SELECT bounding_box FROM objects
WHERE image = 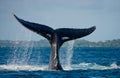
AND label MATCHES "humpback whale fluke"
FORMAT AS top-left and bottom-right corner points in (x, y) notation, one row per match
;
(14, 14), (96, 70)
